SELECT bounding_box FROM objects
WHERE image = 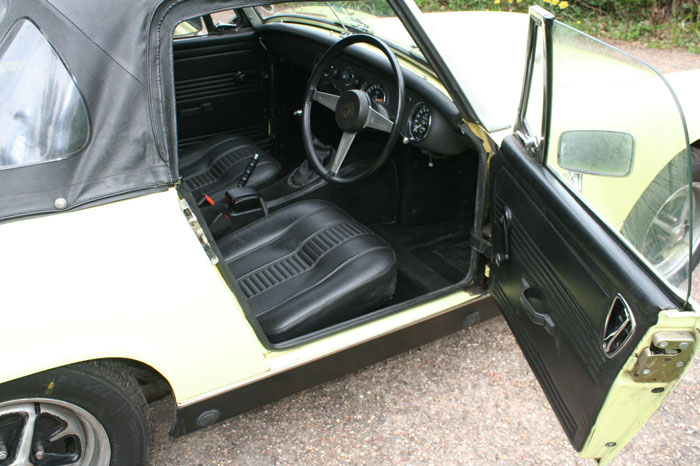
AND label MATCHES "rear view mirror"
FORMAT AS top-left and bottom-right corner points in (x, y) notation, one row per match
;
(558, 130), (635, 177)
